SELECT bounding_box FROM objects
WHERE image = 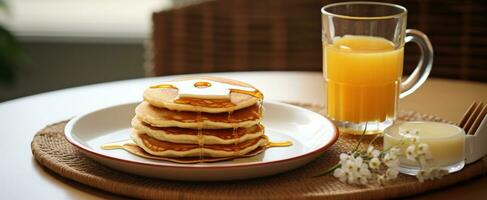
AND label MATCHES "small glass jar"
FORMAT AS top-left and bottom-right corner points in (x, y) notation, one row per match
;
(383, 121), (465, 175)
